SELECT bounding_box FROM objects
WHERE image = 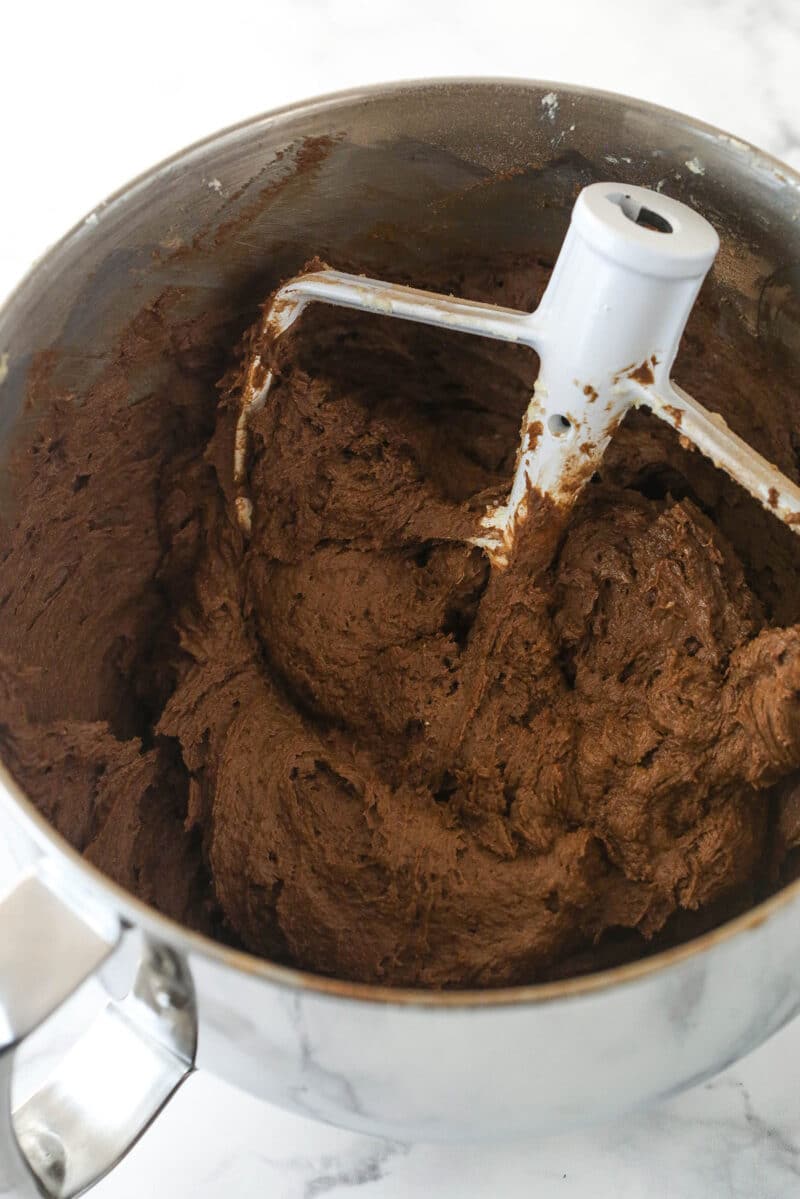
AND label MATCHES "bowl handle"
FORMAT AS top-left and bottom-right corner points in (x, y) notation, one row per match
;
(0, 868), (195, 1197)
